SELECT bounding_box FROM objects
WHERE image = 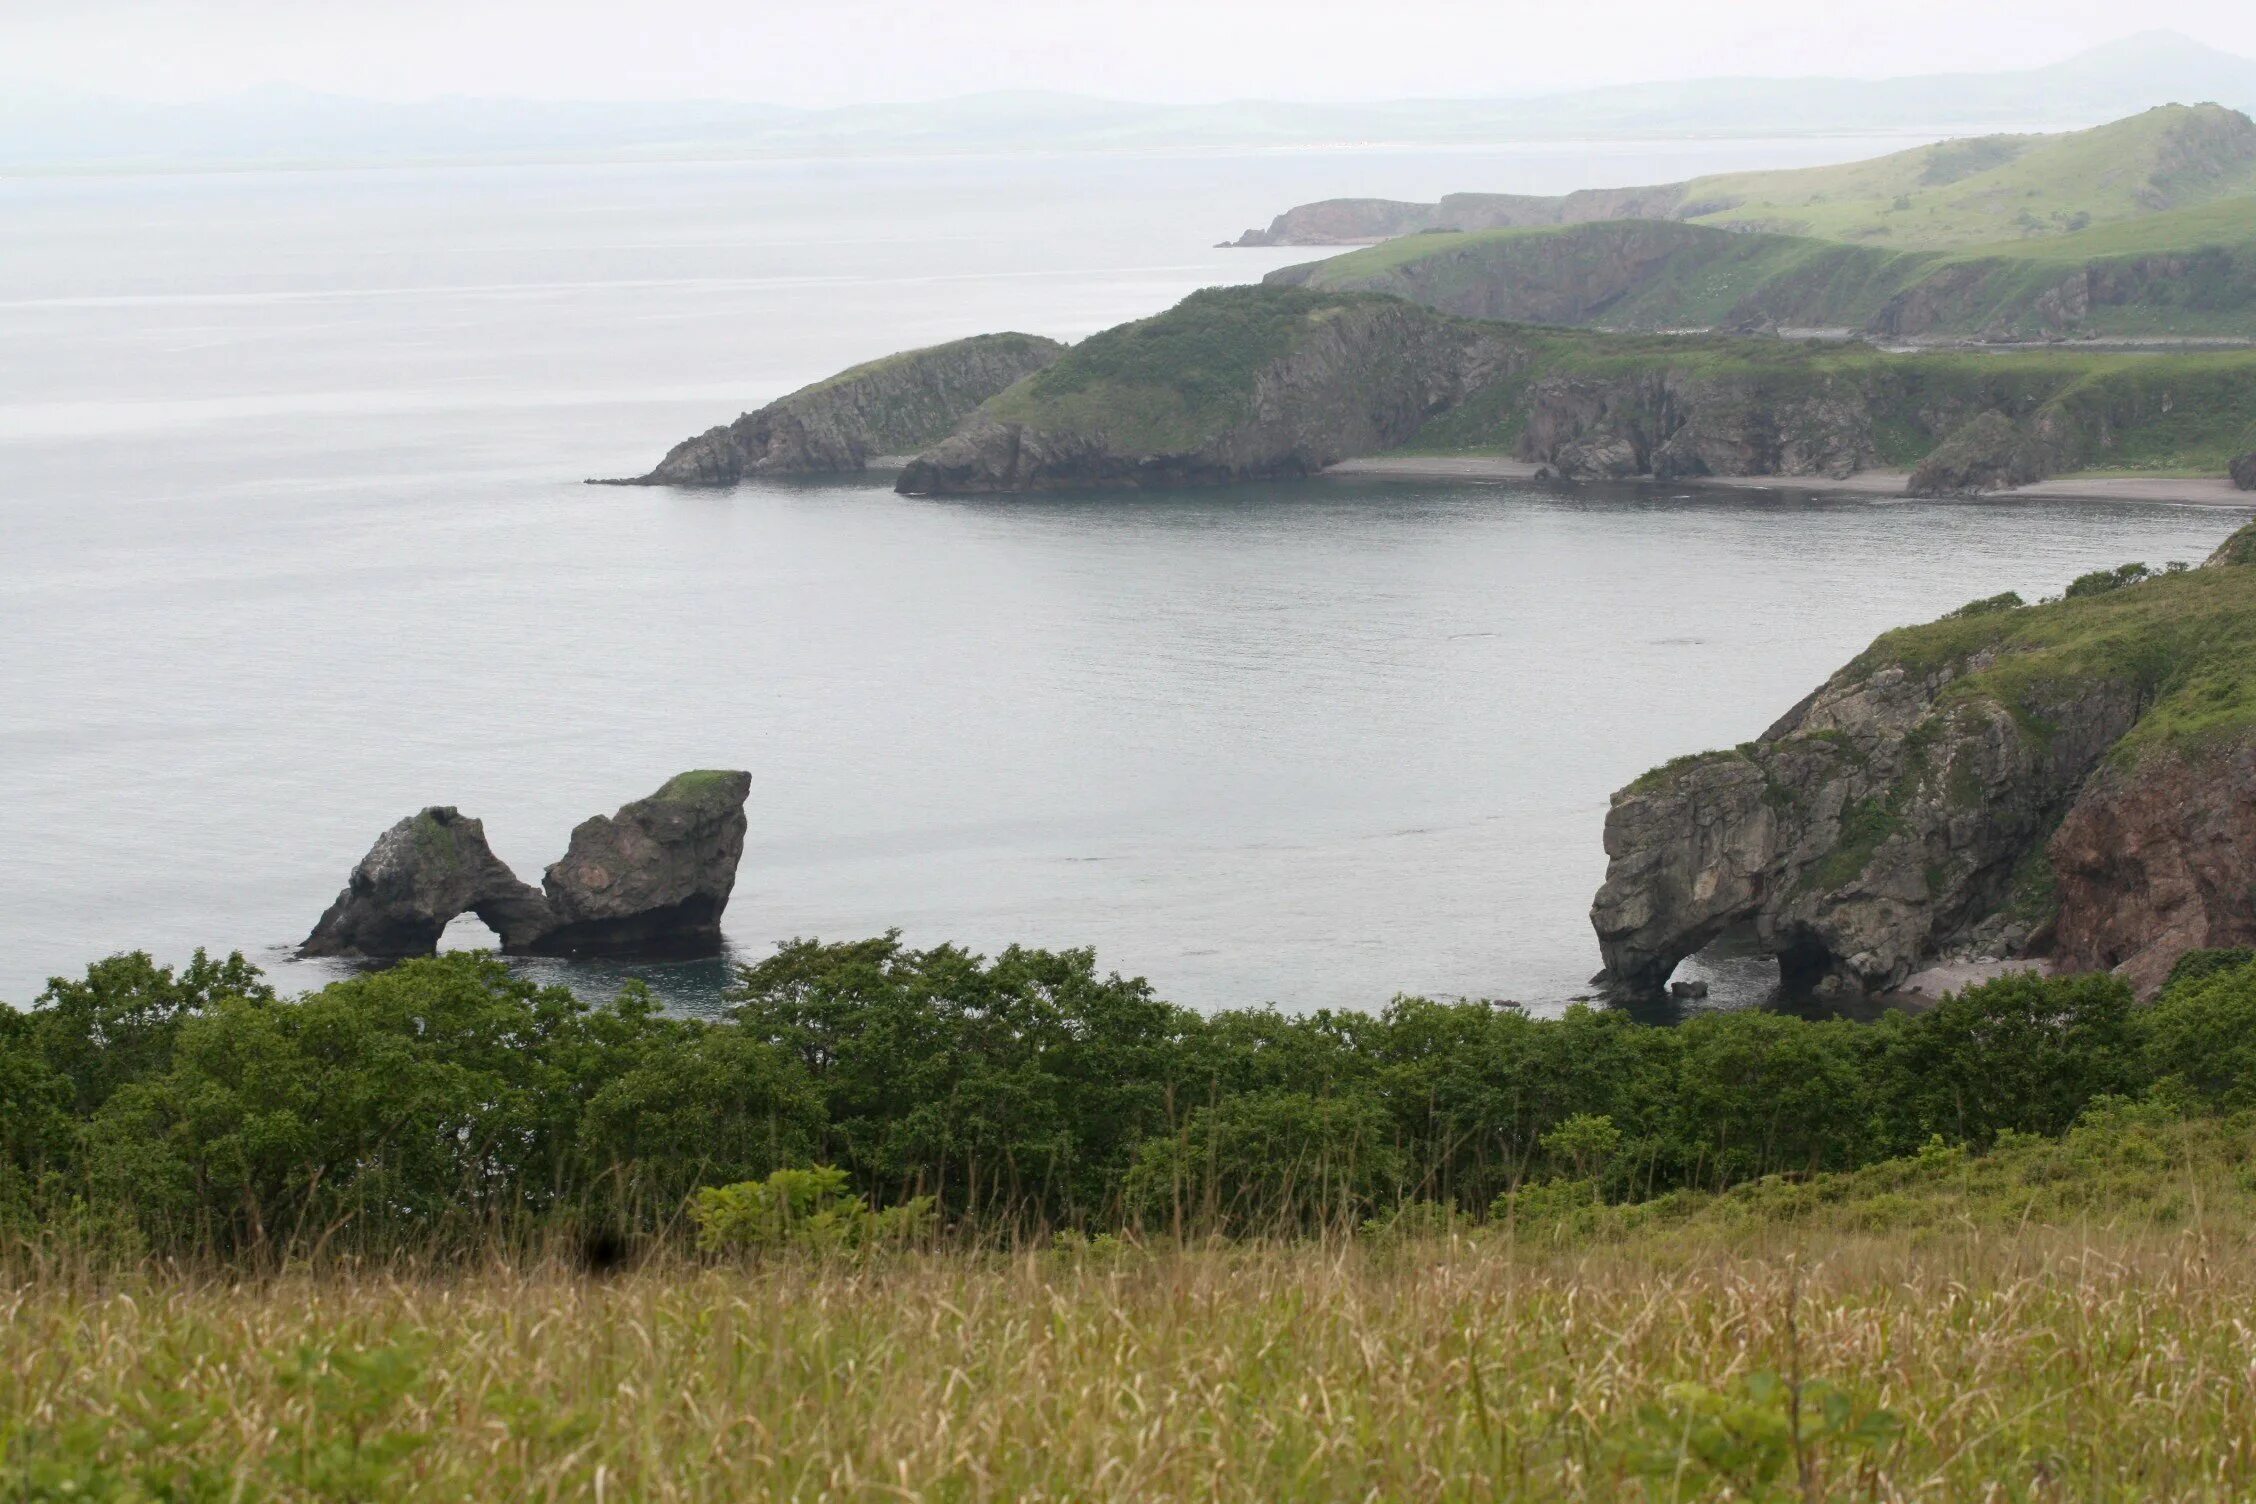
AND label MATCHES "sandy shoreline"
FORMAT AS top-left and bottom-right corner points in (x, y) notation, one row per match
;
(1325, 454), (2255, 508)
